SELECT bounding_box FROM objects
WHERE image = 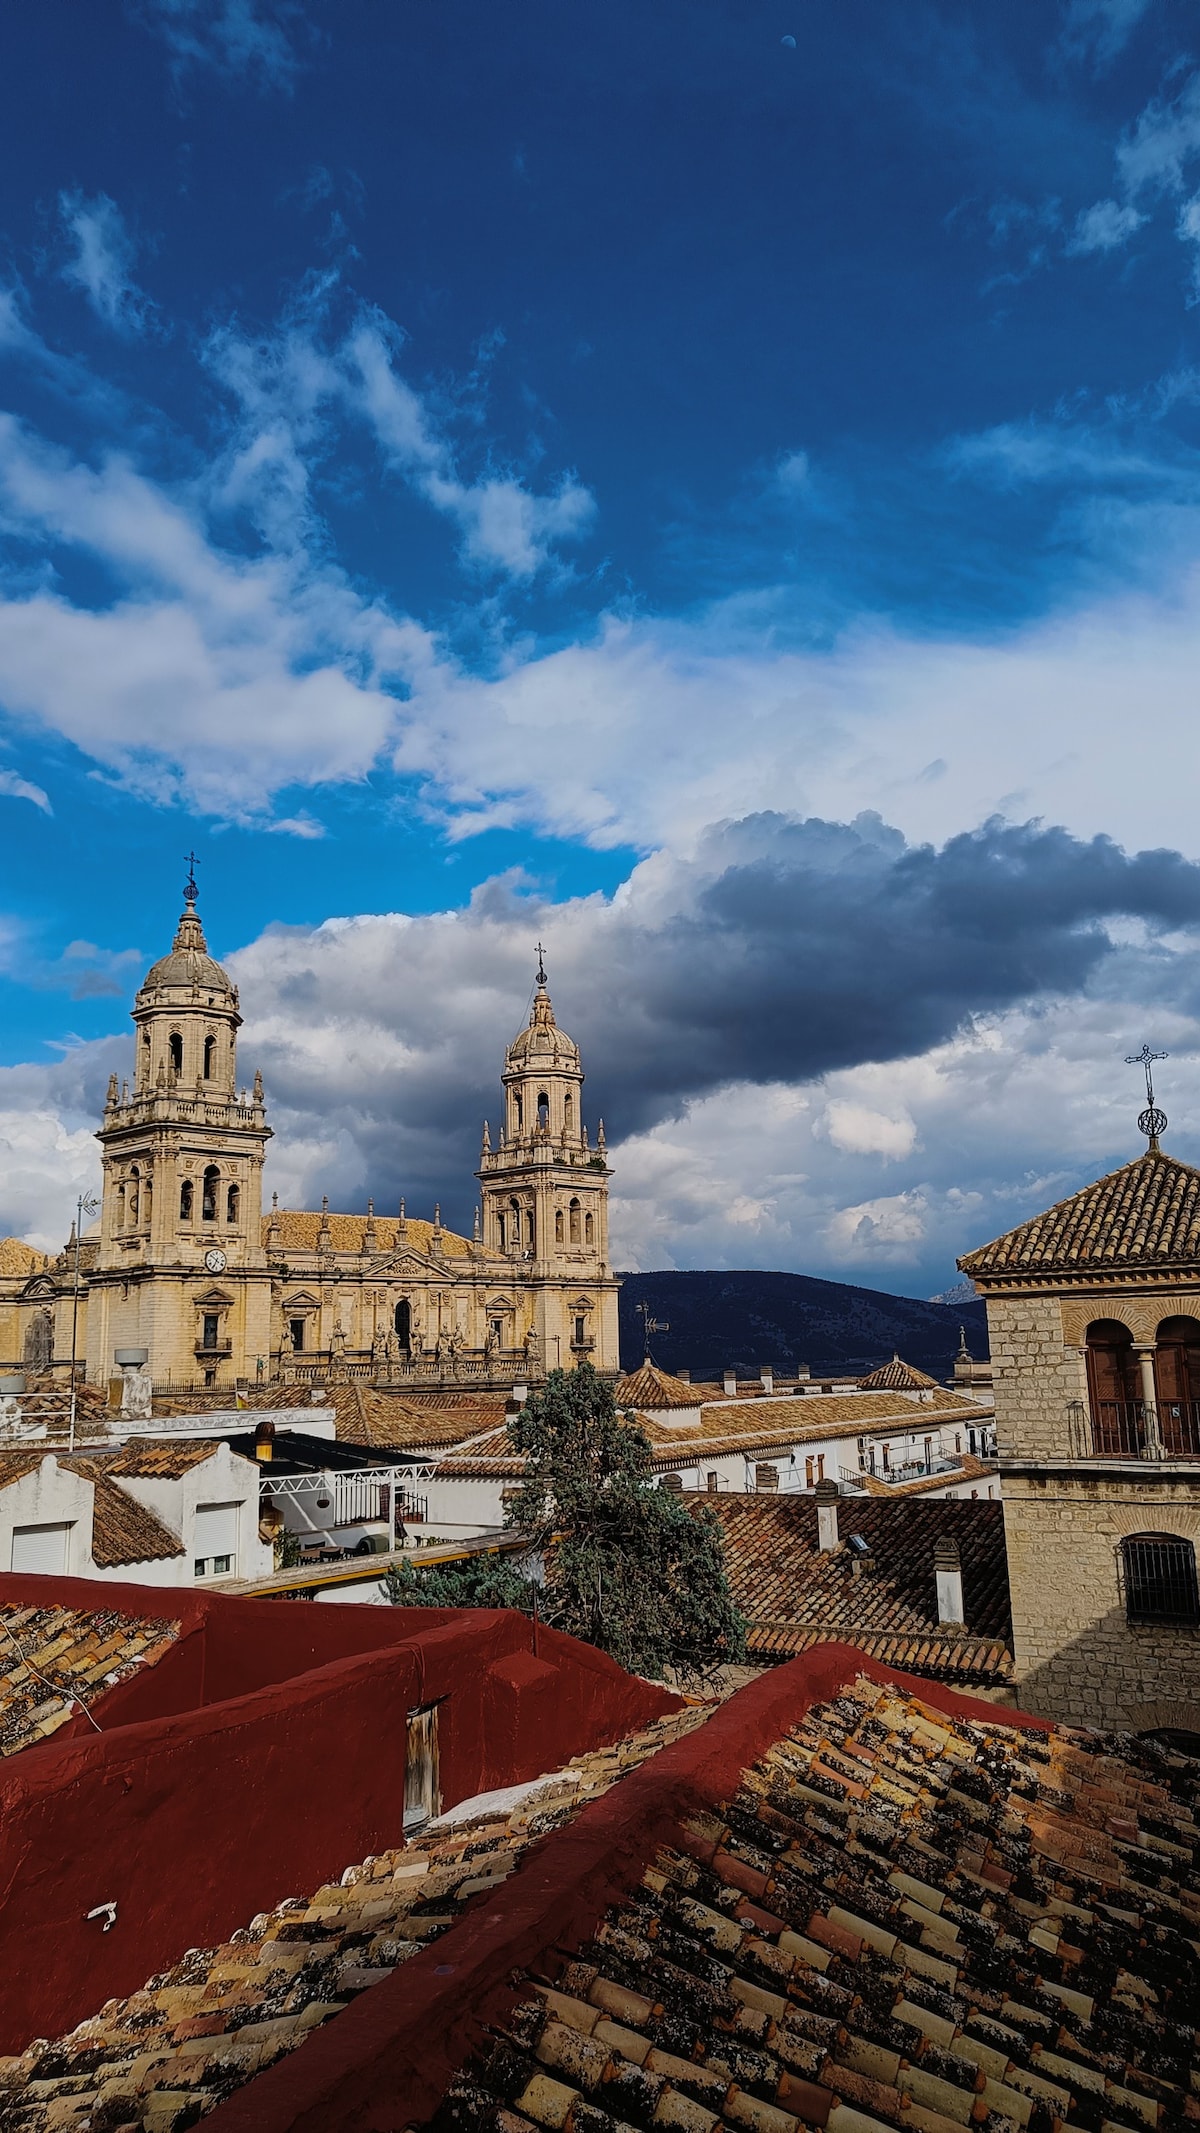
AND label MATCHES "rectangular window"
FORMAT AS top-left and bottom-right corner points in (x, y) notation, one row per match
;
(574, 1316), (586, 1344)
(11, 1522), (72, 1575)
(202, 1313), (220, 1348)
(405, 1702), (442, 1832)
(194, 1501), (238, 1579)
(706, 1471), (718, 1492)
